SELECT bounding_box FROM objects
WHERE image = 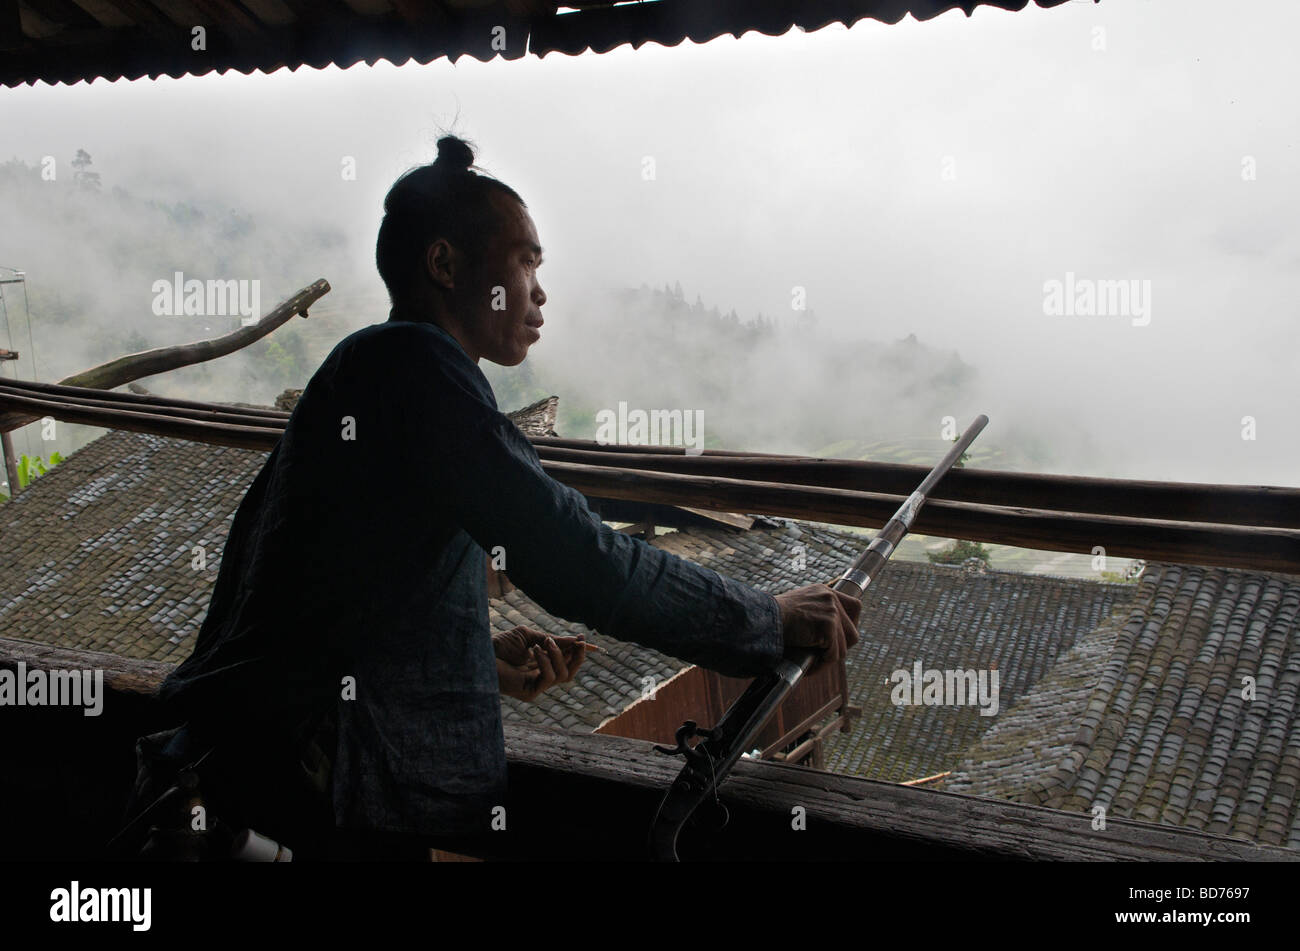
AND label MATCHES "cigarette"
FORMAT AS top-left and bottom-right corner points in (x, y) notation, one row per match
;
(525, 640), (603, 662)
